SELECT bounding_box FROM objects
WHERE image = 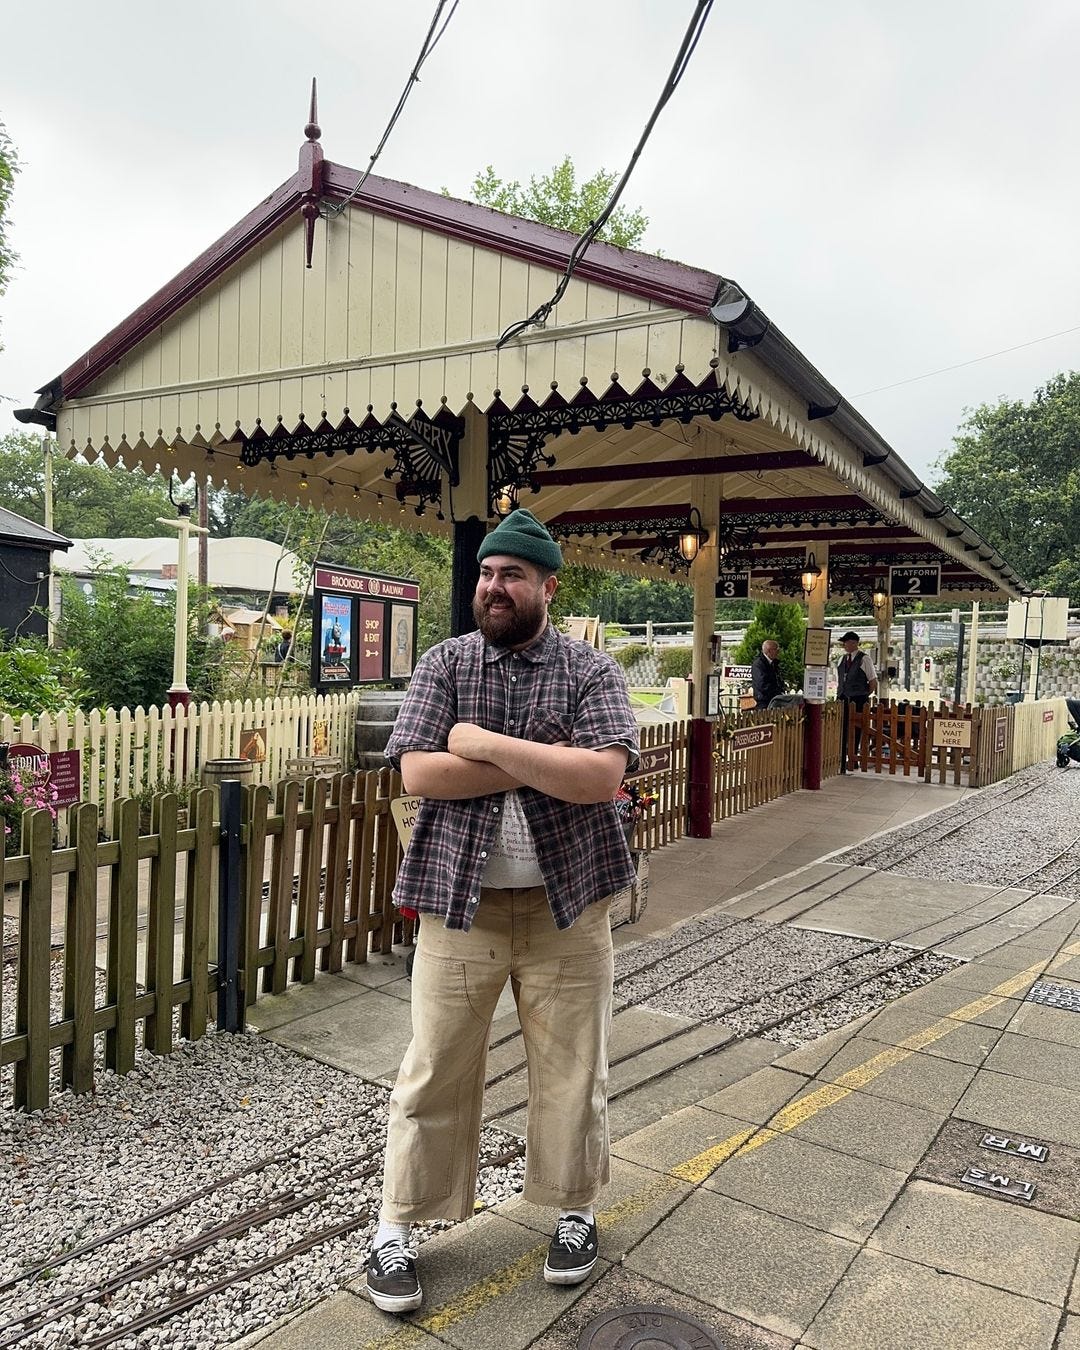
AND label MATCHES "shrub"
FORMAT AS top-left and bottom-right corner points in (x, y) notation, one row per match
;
(612, 643), (650, 671)
(658, 646), (693, 681)
(0, 638), (86, 718)
(731, 602), (807, 688)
